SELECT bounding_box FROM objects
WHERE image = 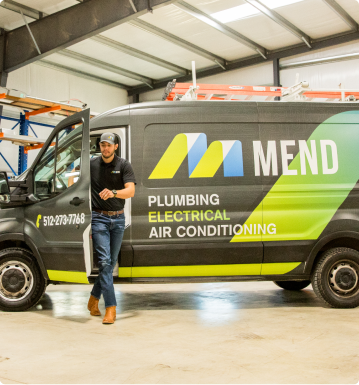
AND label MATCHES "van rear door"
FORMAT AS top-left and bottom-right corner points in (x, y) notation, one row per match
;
(24, 109), (92, 283)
